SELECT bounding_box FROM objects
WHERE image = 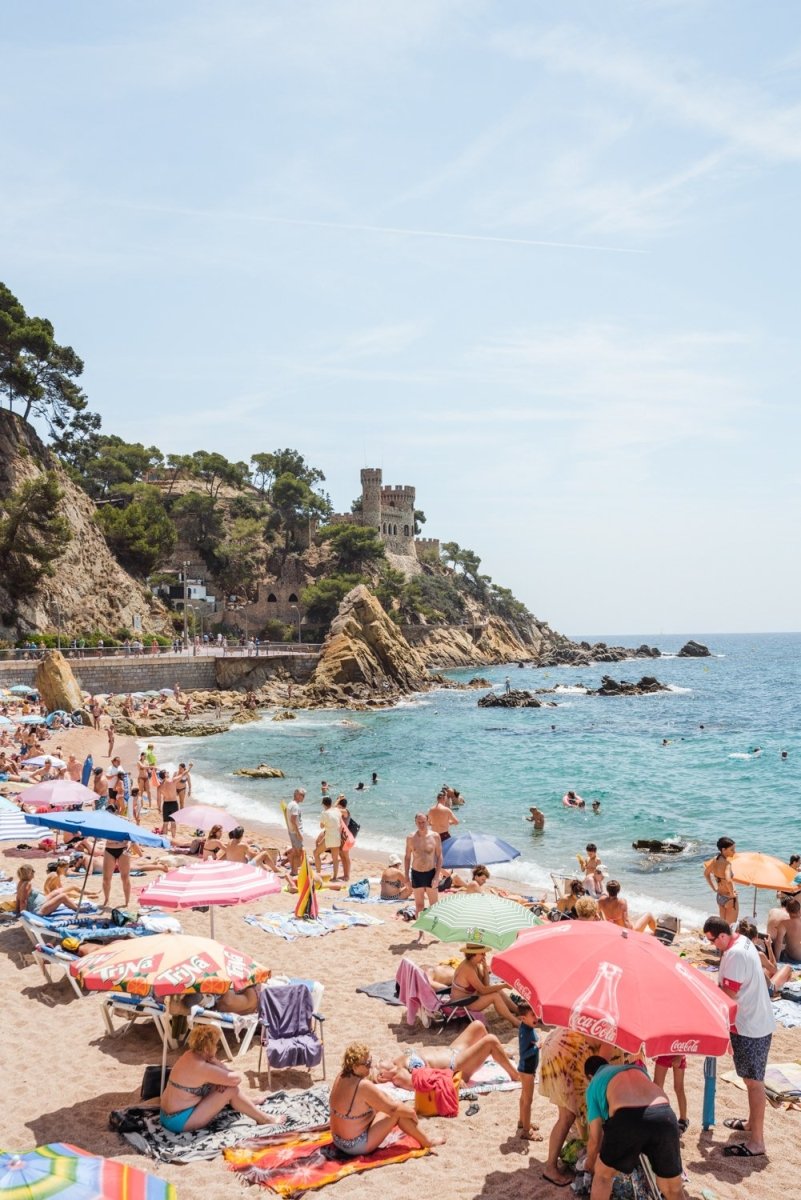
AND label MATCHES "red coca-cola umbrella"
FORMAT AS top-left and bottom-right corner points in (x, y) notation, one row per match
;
(493, 921), (734, 1057)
